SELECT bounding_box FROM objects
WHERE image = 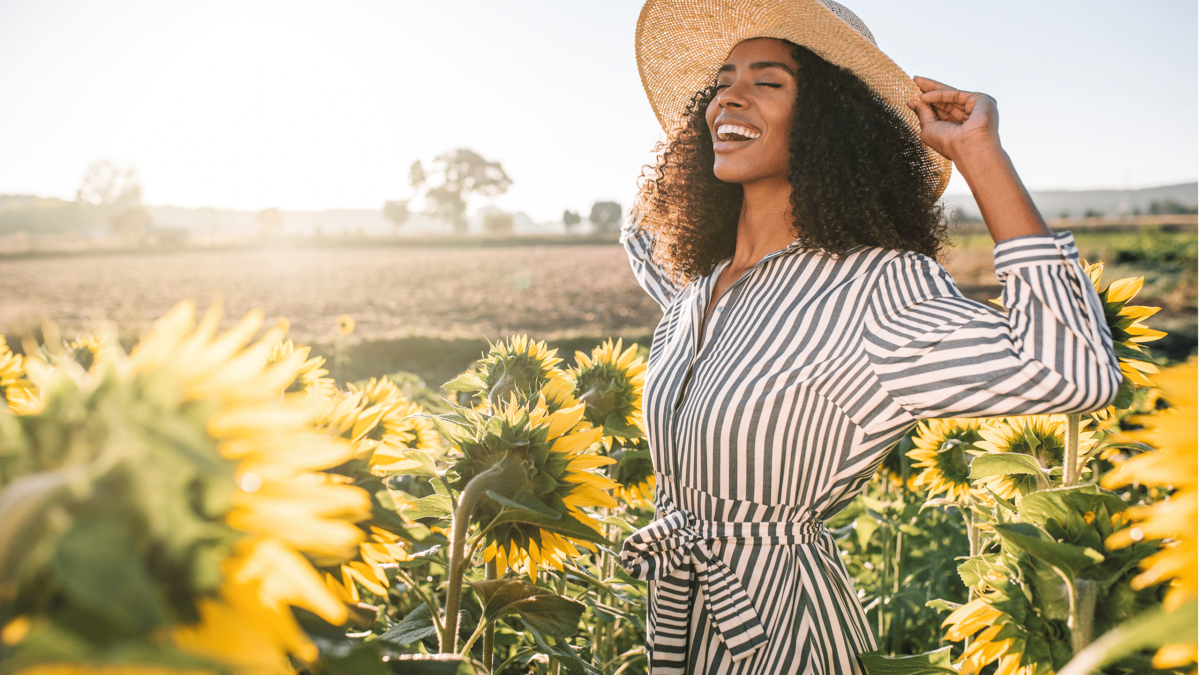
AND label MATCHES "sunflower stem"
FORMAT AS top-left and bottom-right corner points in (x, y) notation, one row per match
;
(442, 463), (505, 653)
(482, 559), (497, 672)
(1064, 413), (1082, 486)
